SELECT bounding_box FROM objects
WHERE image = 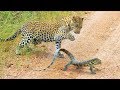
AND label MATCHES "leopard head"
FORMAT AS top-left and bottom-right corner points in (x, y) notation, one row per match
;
(71, 16), (84, 34)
